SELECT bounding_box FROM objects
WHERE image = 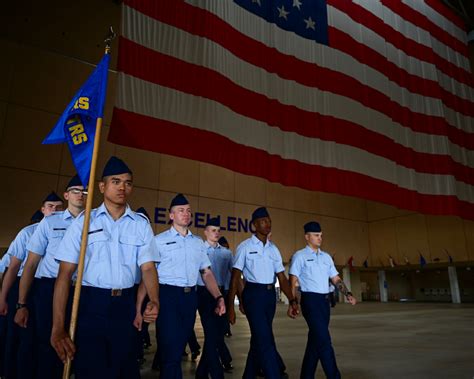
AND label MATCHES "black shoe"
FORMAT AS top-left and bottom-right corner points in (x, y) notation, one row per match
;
(281, 371), (289, 379)
(222, 362), (233, 372)
(224, 332), (232, 337)
(191, 350), (200, 361)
